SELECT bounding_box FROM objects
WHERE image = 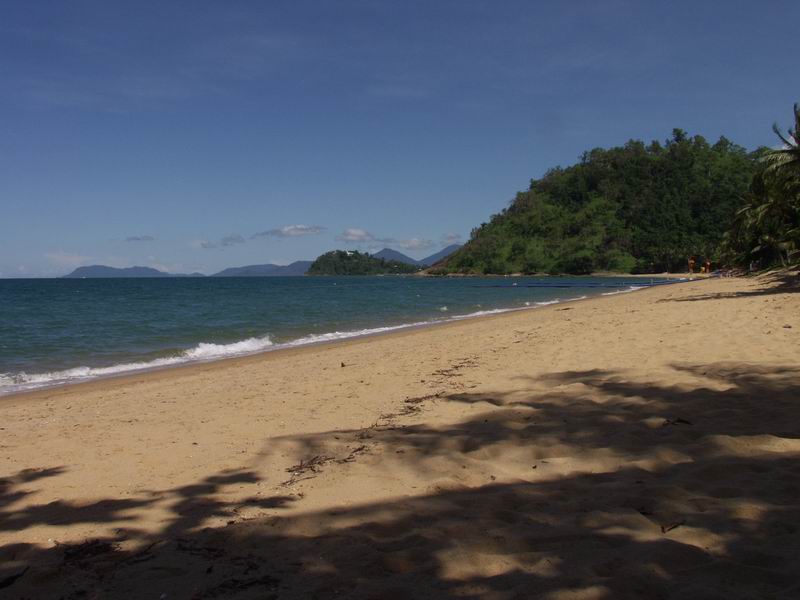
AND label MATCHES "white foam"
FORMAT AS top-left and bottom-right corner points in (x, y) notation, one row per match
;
(0, 286), (651, 396)
(184, 336), (273, 359)
(601, 285), (645, 296)
(451, 308), (516, 320)
(0, 336), (273, 395)
(279, 322), (432, 347)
